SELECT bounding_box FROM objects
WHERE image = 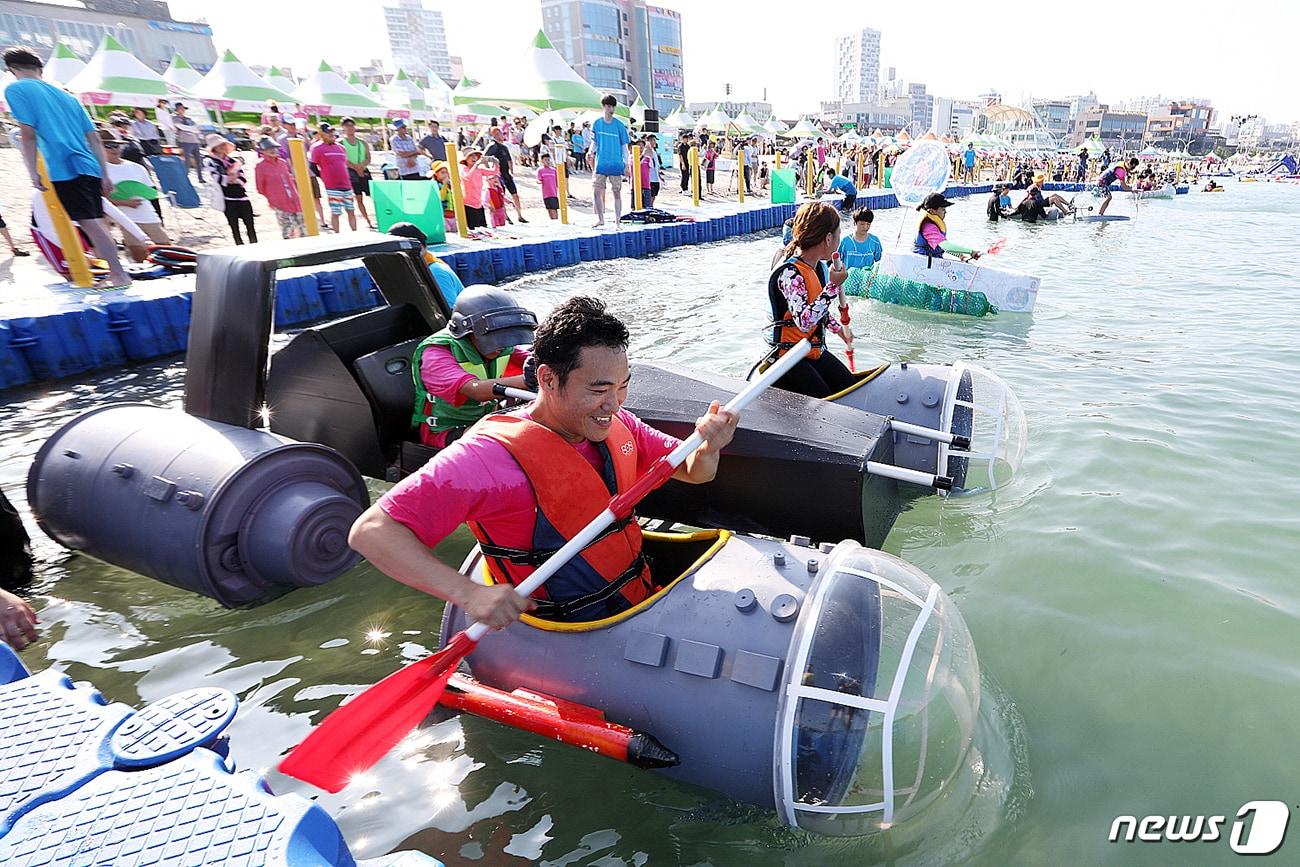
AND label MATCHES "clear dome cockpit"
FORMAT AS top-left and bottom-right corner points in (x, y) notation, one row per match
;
(774, 545), (981, 837)
(938, 363), (1027, 495)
